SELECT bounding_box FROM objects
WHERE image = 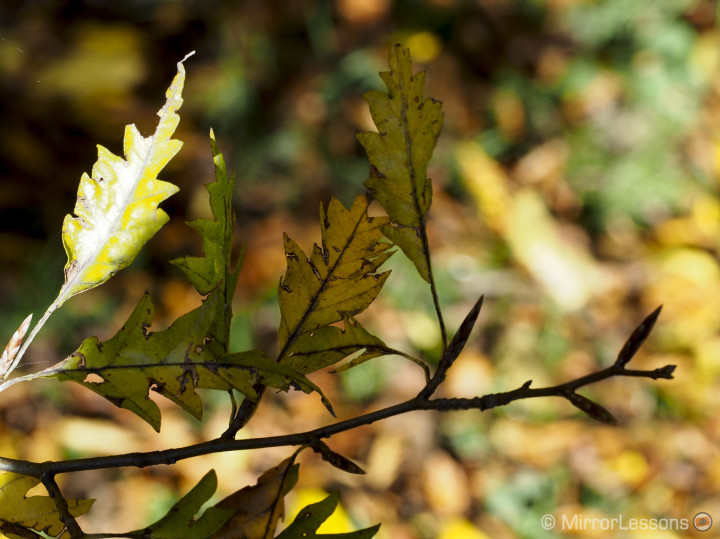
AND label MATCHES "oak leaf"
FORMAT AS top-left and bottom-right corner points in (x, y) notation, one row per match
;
(275, 495), (379, 539)
(59, 53), (190, 306)
(0, 472), (93, 539)
(42, 290), (331, 431)
(357, 45), (443, 283)
(211, 454), (300, 539)
(130, 470), (232, 539)
(1, 53), (193, 382)
(278, 195), (392, 372)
